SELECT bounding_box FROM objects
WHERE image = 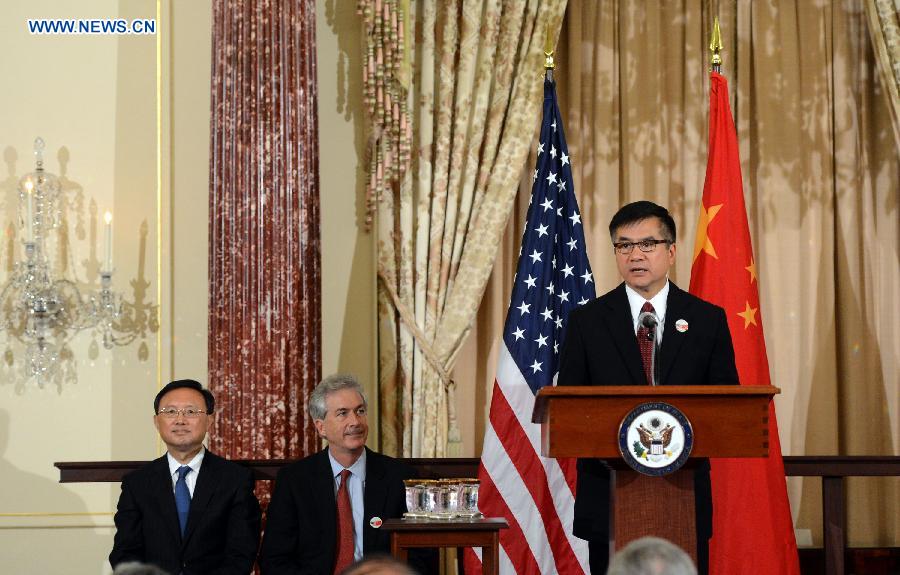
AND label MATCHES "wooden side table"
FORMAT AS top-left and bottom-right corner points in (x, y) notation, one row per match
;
(381, 517), (509, 575)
